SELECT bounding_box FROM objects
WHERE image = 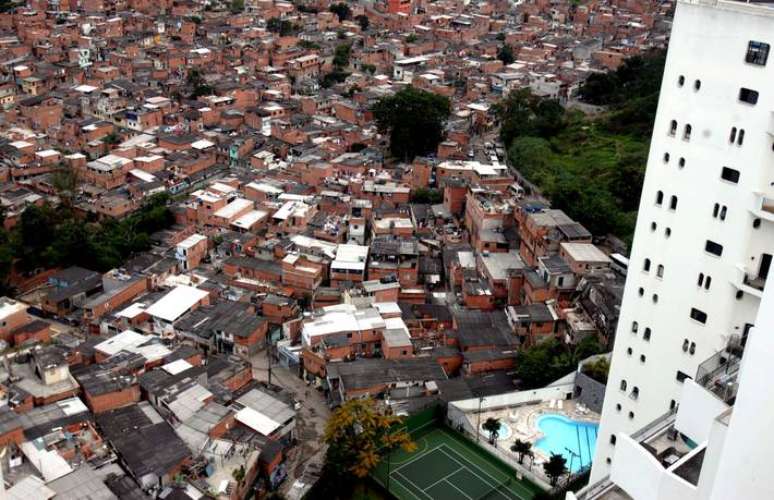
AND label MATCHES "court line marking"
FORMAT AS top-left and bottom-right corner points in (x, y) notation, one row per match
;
(390, 435), (429, 465)
(437, 445), (525, 500)
(422, 467), (464, 493)
(394, 470), (432, 500)
(393, 443), (446, 474)
(442, 437), (538, 499)
(443, 478), (474, 500)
